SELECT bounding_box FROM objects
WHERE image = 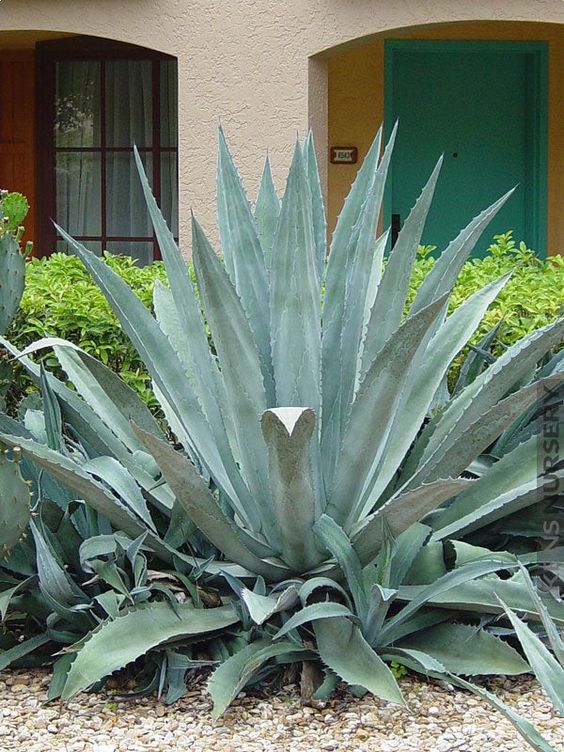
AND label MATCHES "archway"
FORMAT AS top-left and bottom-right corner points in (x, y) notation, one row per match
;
(324, 21), (564, 256)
